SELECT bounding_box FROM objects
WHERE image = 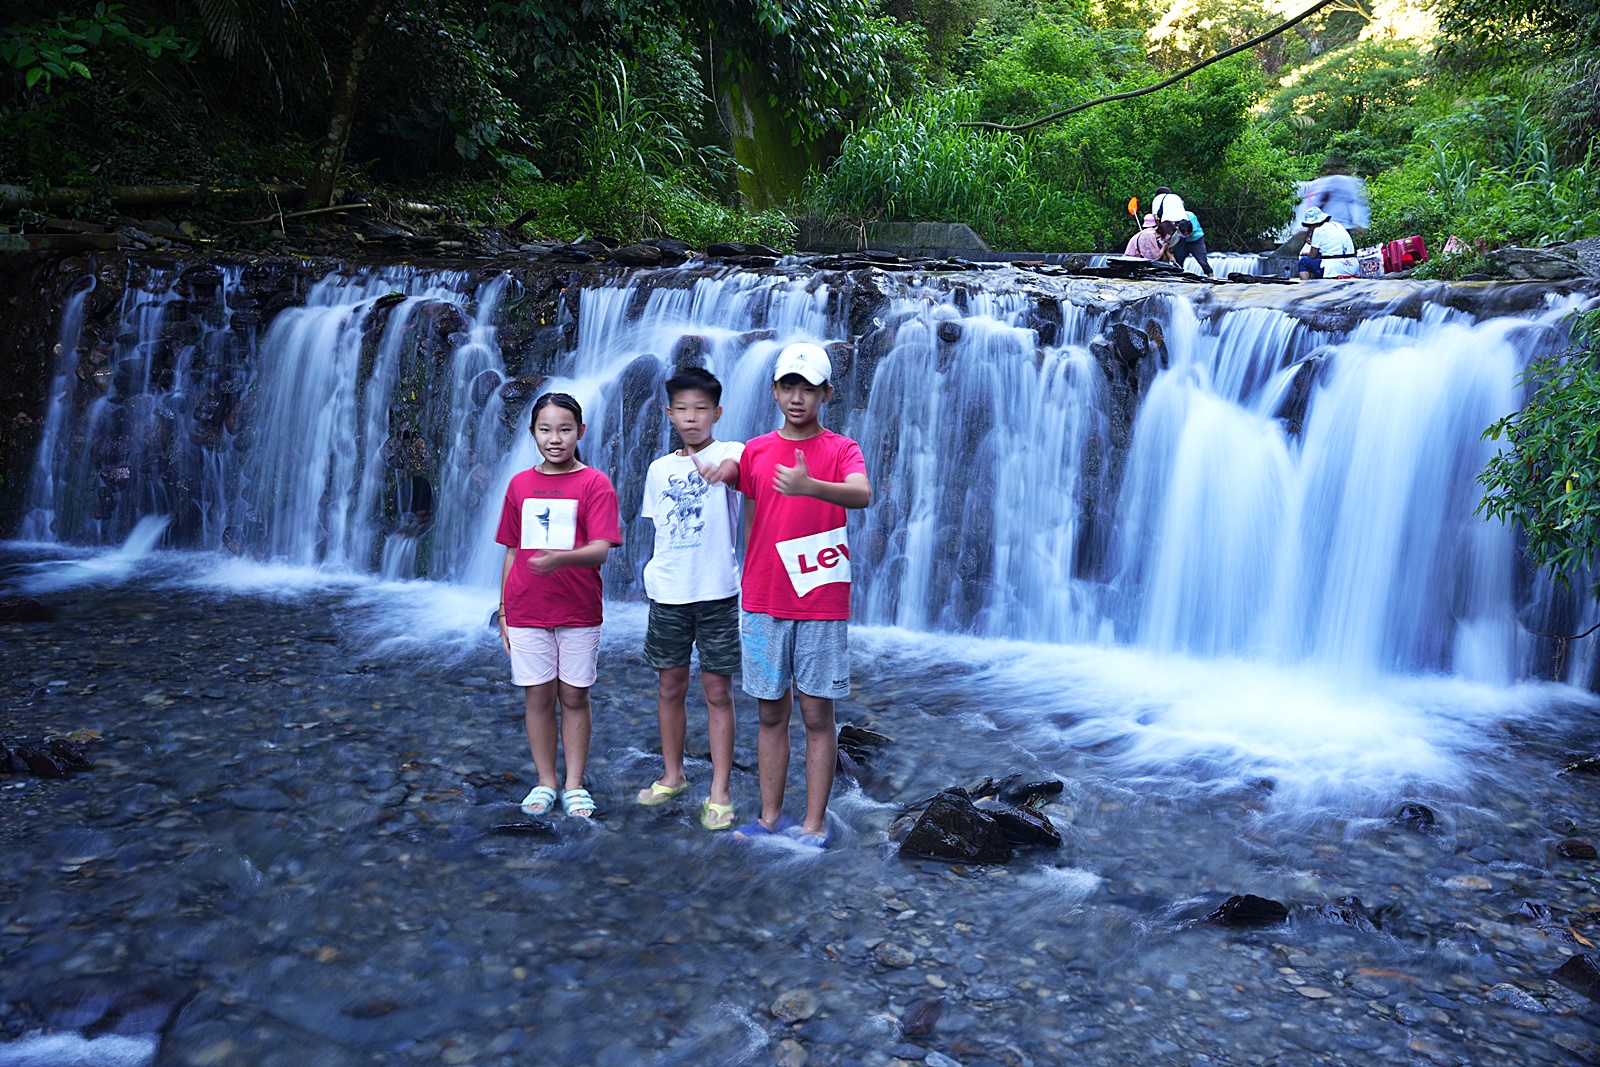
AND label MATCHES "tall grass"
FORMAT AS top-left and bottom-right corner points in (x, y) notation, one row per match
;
(803, 90), (1068, 246)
